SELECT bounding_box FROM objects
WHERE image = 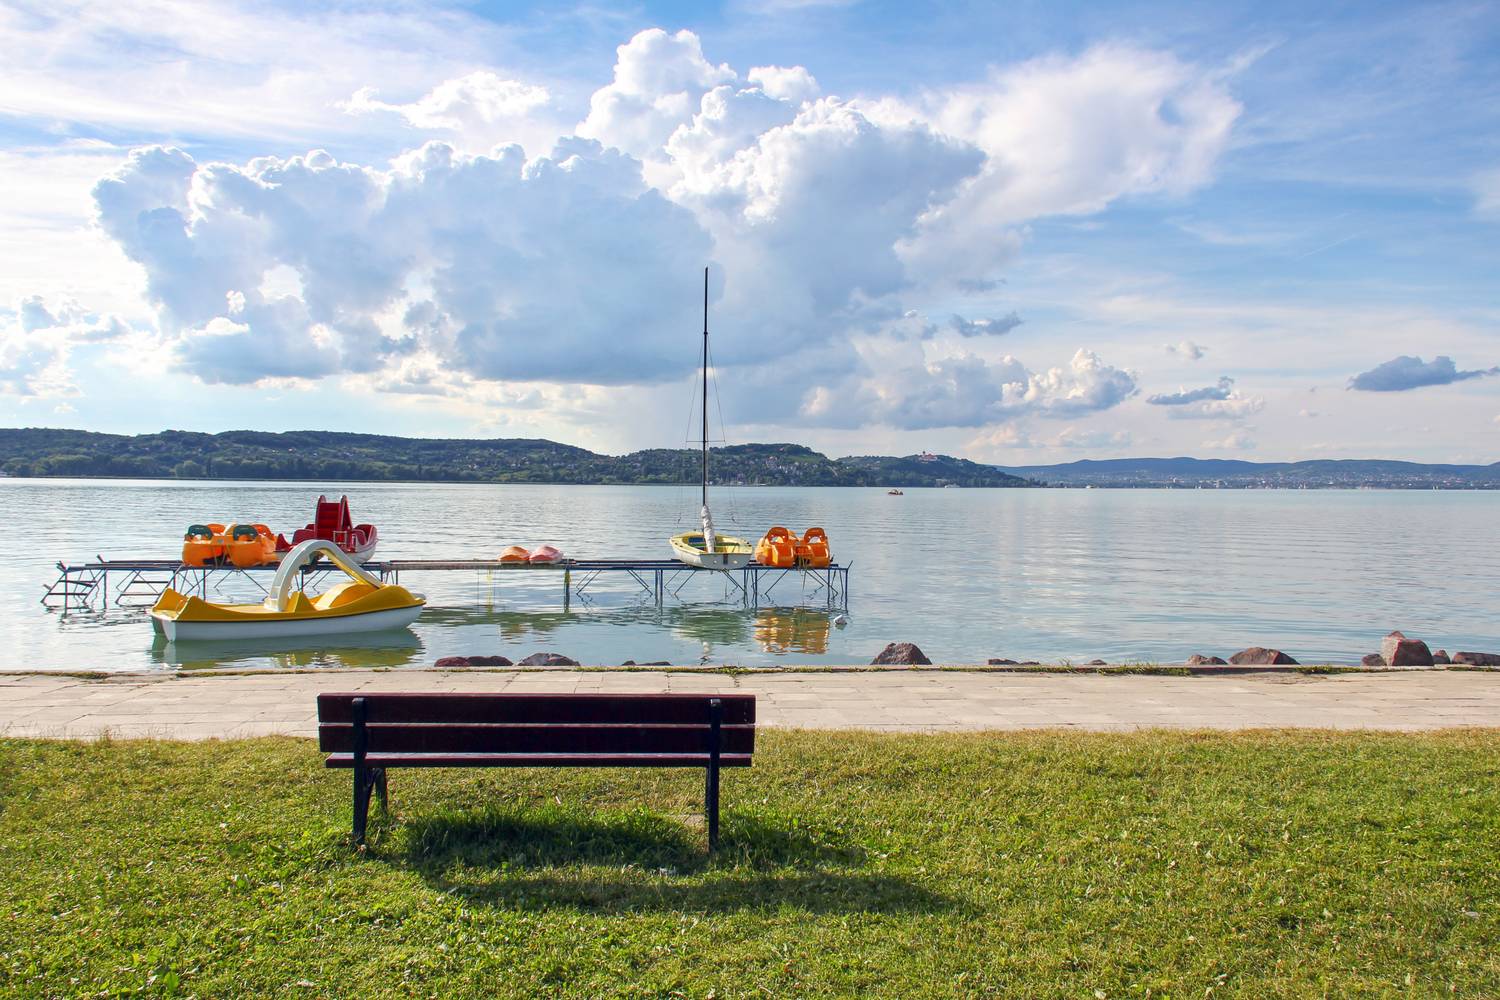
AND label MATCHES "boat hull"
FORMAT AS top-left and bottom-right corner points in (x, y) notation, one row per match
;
(152, 604), (423, 642)
(670, 533), (752, 570)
